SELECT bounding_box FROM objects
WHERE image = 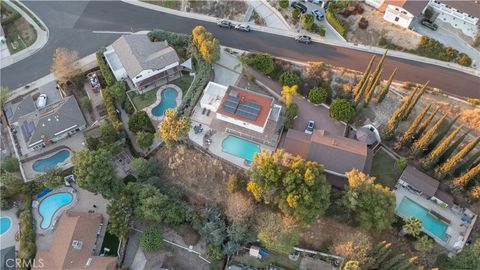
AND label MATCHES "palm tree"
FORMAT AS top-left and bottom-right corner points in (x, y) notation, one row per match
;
(402, 217), (422, 238)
